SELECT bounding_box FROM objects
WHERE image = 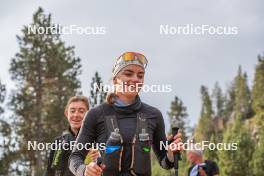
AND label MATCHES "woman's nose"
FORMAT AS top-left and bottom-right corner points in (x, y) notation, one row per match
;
(131, 74), (140, 82)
